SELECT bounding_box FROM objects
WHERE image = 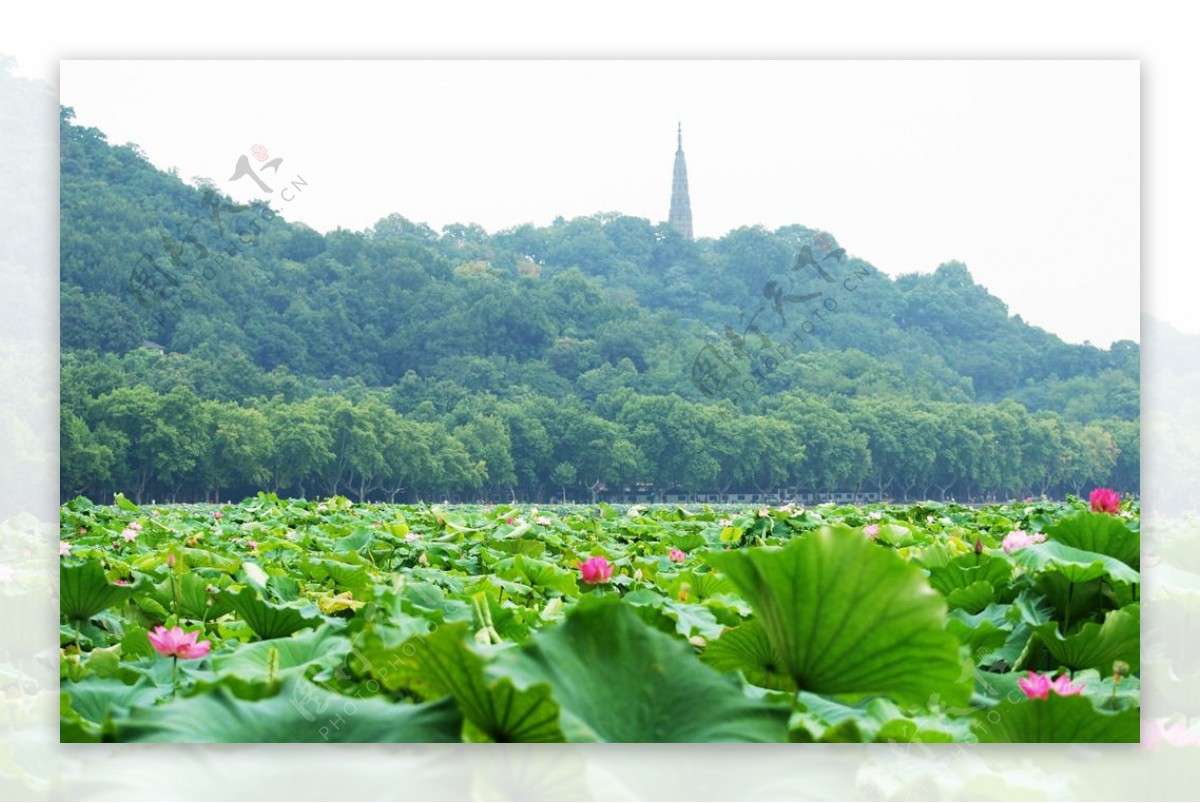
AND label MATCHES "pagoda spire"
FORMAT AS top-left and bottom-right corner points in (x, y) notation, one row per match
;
(668, 122), (693, 240)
